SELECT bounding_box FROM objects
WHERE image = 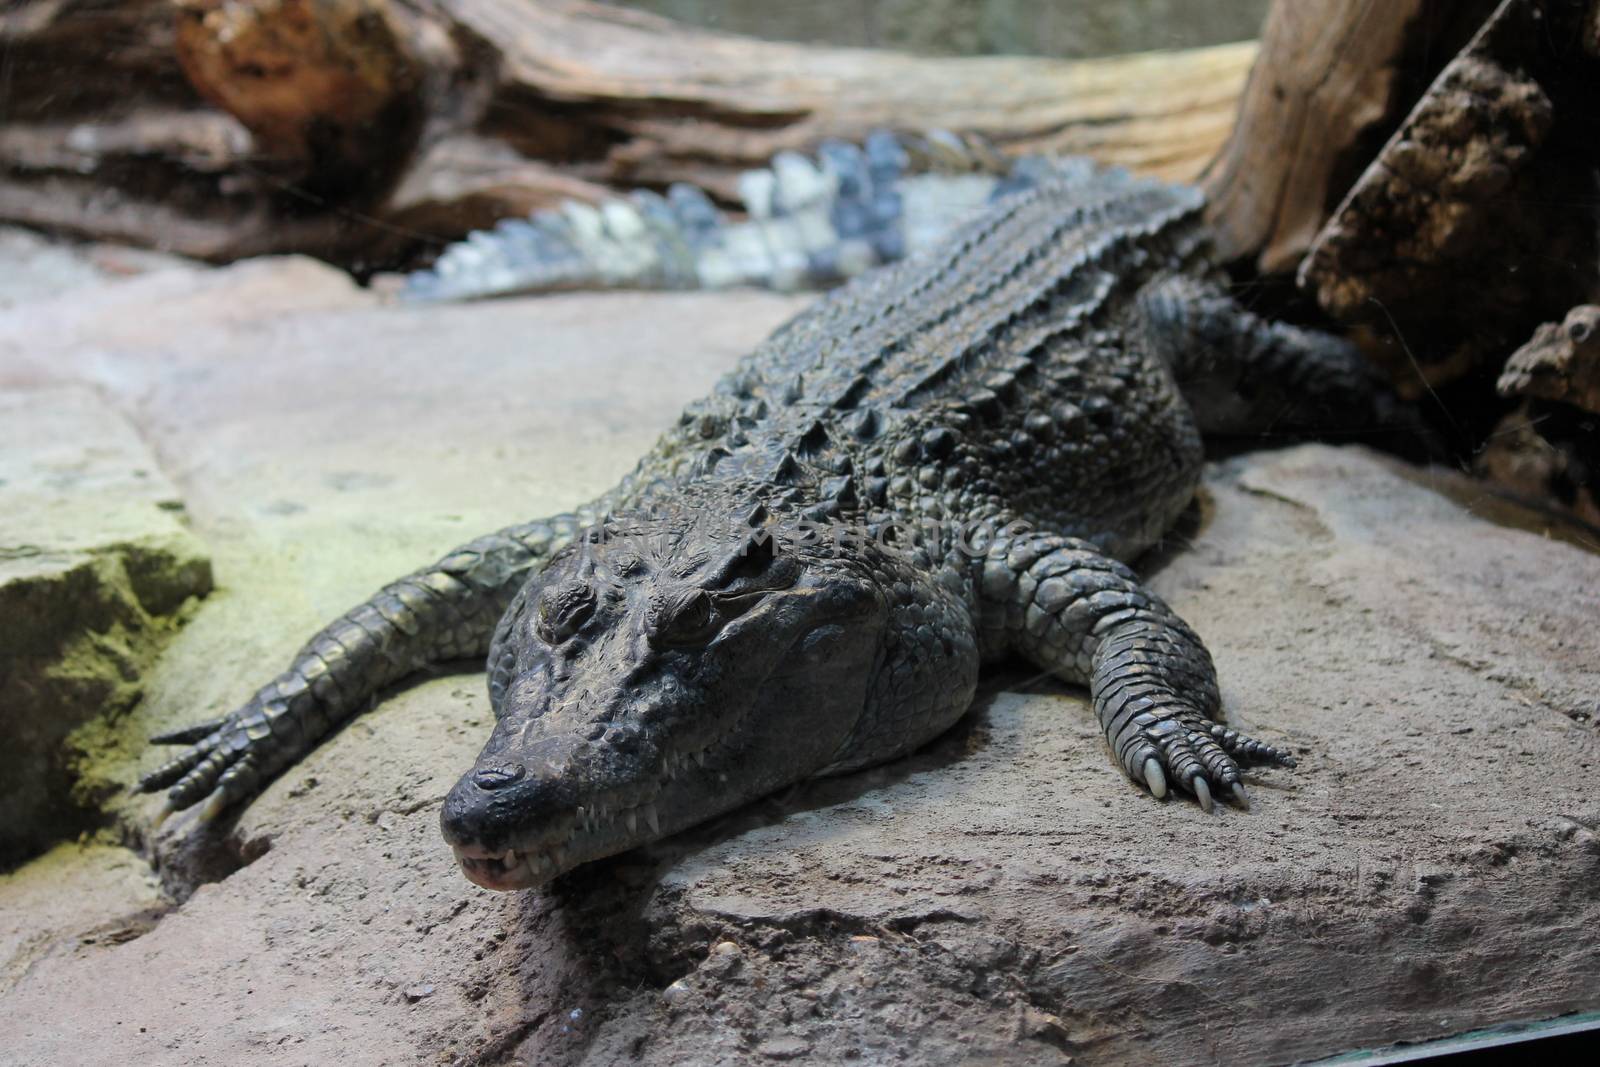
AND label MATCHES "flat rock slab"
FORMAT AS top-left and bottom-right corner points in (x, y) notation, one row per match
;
(0, 257), (1596, 1065)
(0, 385), (212, 863)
